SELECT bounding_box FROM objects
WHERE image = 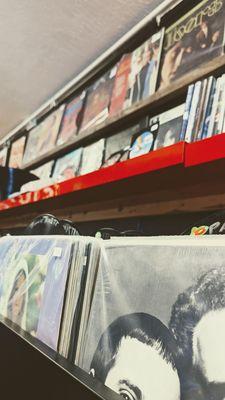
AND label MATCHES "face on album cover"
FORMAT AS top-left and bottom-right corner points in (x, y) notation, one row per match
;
(0, 250), (48, 335)
(81, 241), (225, 400)
(160, 0), (225, 88)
